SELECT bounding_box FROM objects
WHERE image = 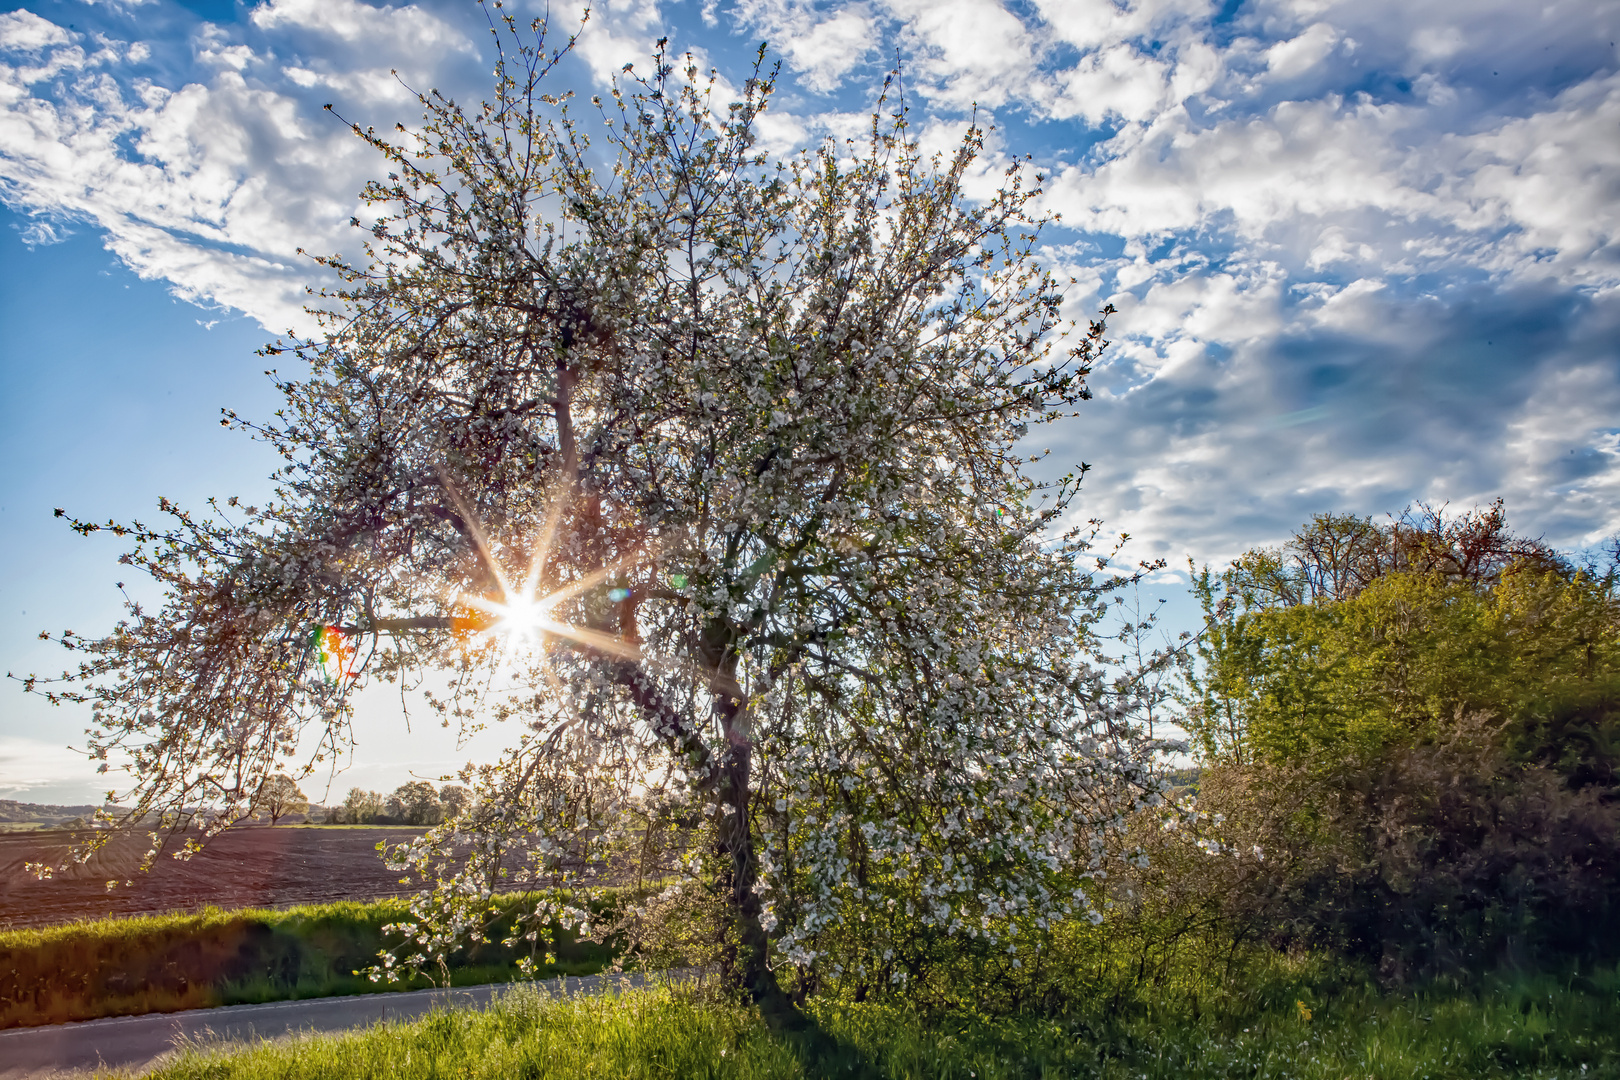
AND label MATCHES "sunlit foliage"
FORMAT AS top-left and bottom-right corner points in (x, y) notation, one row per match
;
(1172, 503), (1620, 971)
(1187, 502), (1620, 767)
